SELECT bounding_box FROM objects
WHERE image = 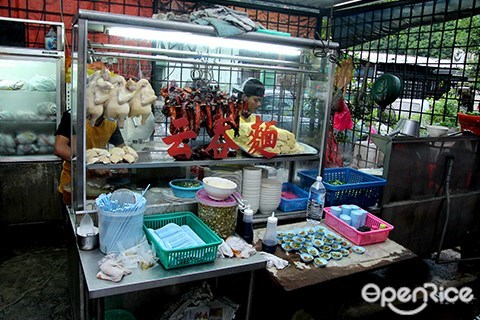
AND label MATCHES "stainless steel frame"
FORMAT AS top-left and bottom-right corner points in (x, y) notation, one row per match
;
(71, 9), (338, 213)
(90, 43), (305, 67)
